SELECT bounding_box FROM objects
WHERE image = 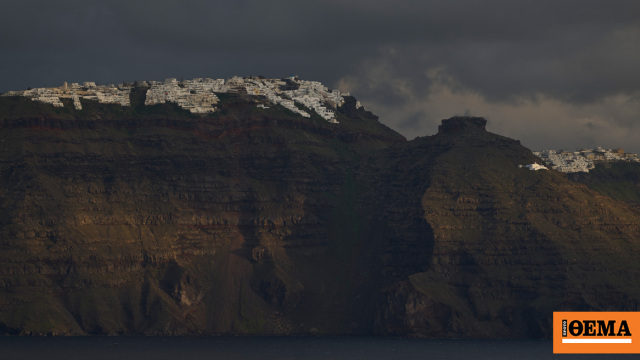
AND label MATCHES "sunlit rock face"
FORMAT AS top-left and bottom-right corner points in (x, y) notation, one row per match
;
(1, 90), (640, 340)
